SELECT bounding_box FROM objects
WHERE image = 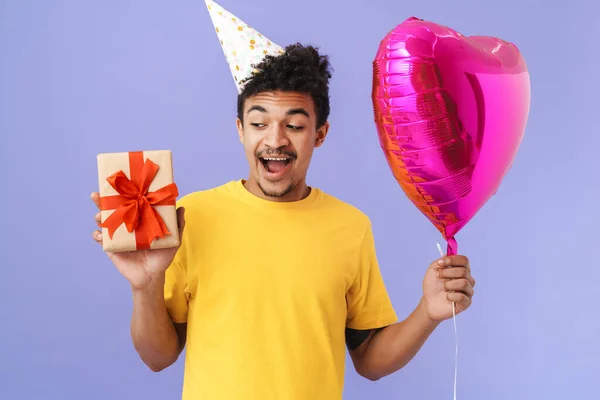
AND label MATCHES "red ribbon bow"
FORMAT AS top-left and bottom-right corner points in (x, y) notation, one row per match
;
(99, 151), (178, 250)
